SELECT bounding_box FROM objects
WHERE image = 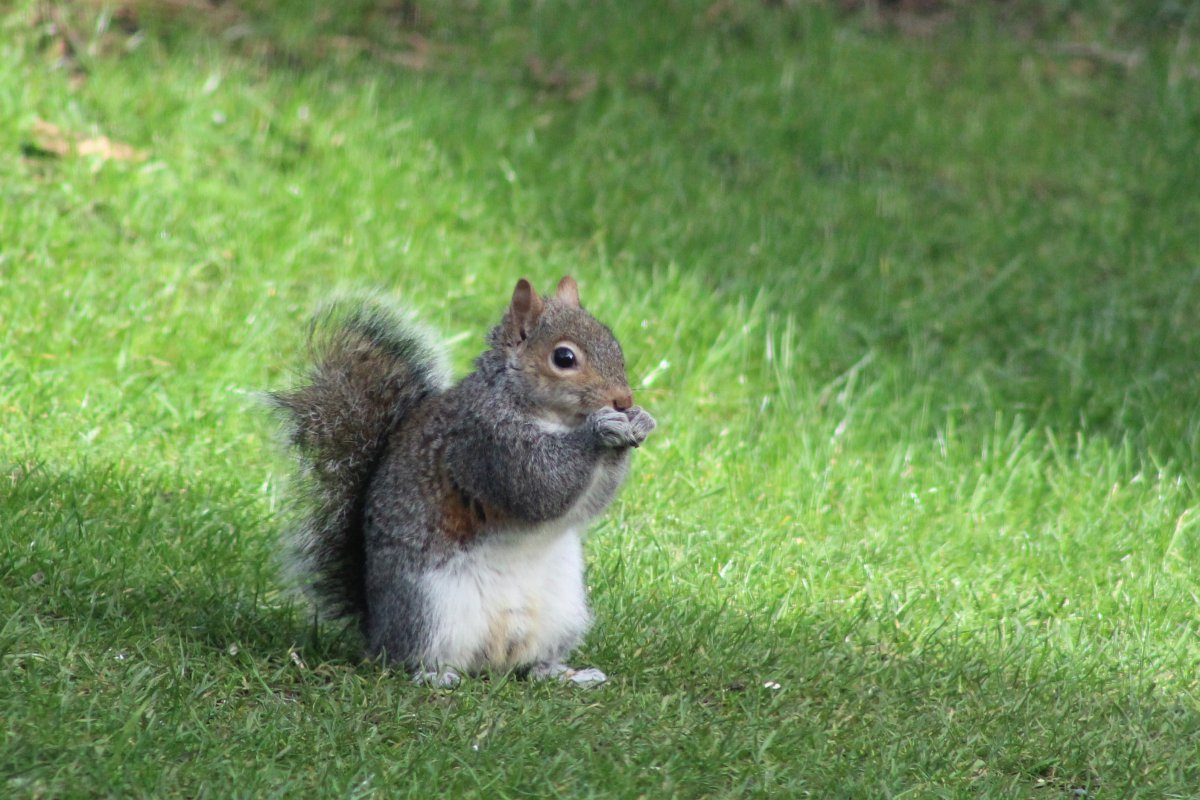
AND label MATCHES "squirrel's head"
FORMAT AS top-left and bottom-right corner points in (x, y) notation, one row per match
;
(490, 276), (633, 426)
